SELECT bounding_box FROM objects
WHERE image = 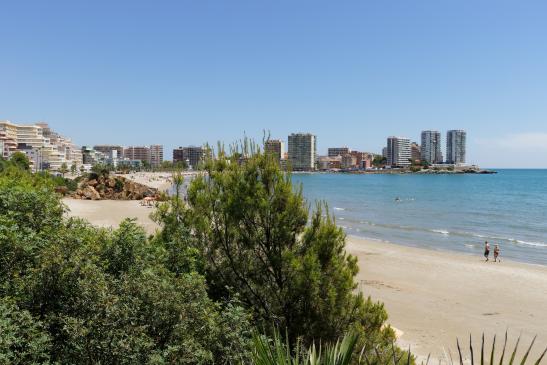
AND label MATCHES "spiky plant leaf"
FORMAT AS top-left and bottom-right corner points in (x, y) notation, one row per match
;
(500, 331), (509, 365)
(508, 336), (521, 365)
(457, 338), (464, 365)
(481, 333), (485, 365)
(490, 335), (497, 365)
(471, 334), (475, 365)
(534, 346), (547, 365)
(519, 336), (536, 365)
